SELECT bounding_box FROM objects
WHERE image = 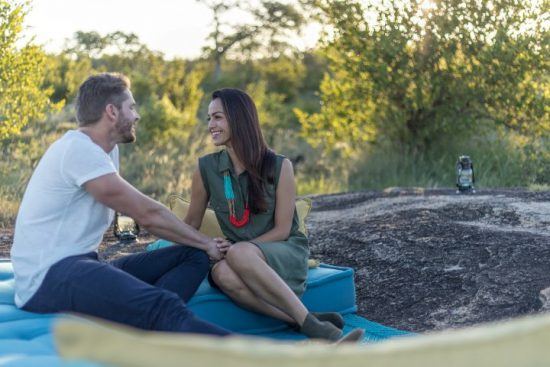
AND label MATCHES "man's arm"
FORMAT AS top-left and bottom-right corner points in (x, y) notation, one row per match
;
(84, 172), (224, 260)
